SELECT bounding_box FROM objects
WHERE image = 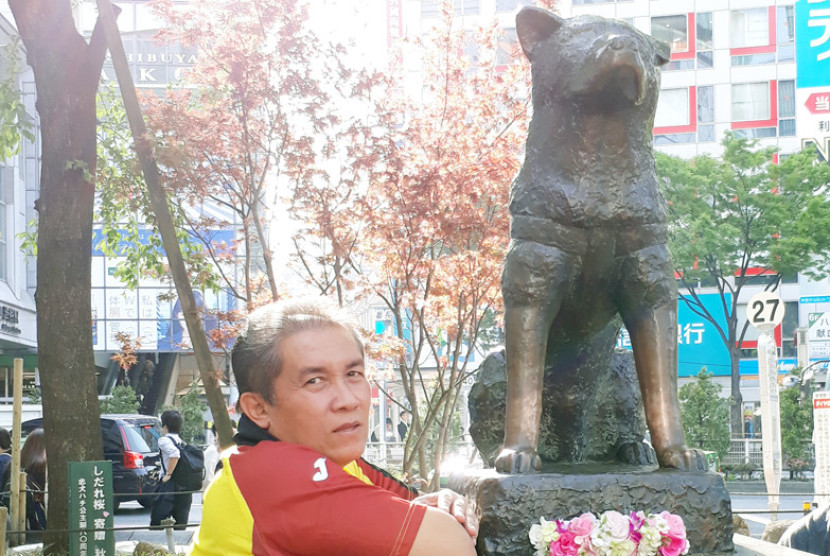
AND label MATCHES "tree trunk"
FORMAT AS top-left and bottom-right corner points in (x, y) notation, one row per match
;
(730, 344), (744, 438)
(8, 1), (109, 552)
